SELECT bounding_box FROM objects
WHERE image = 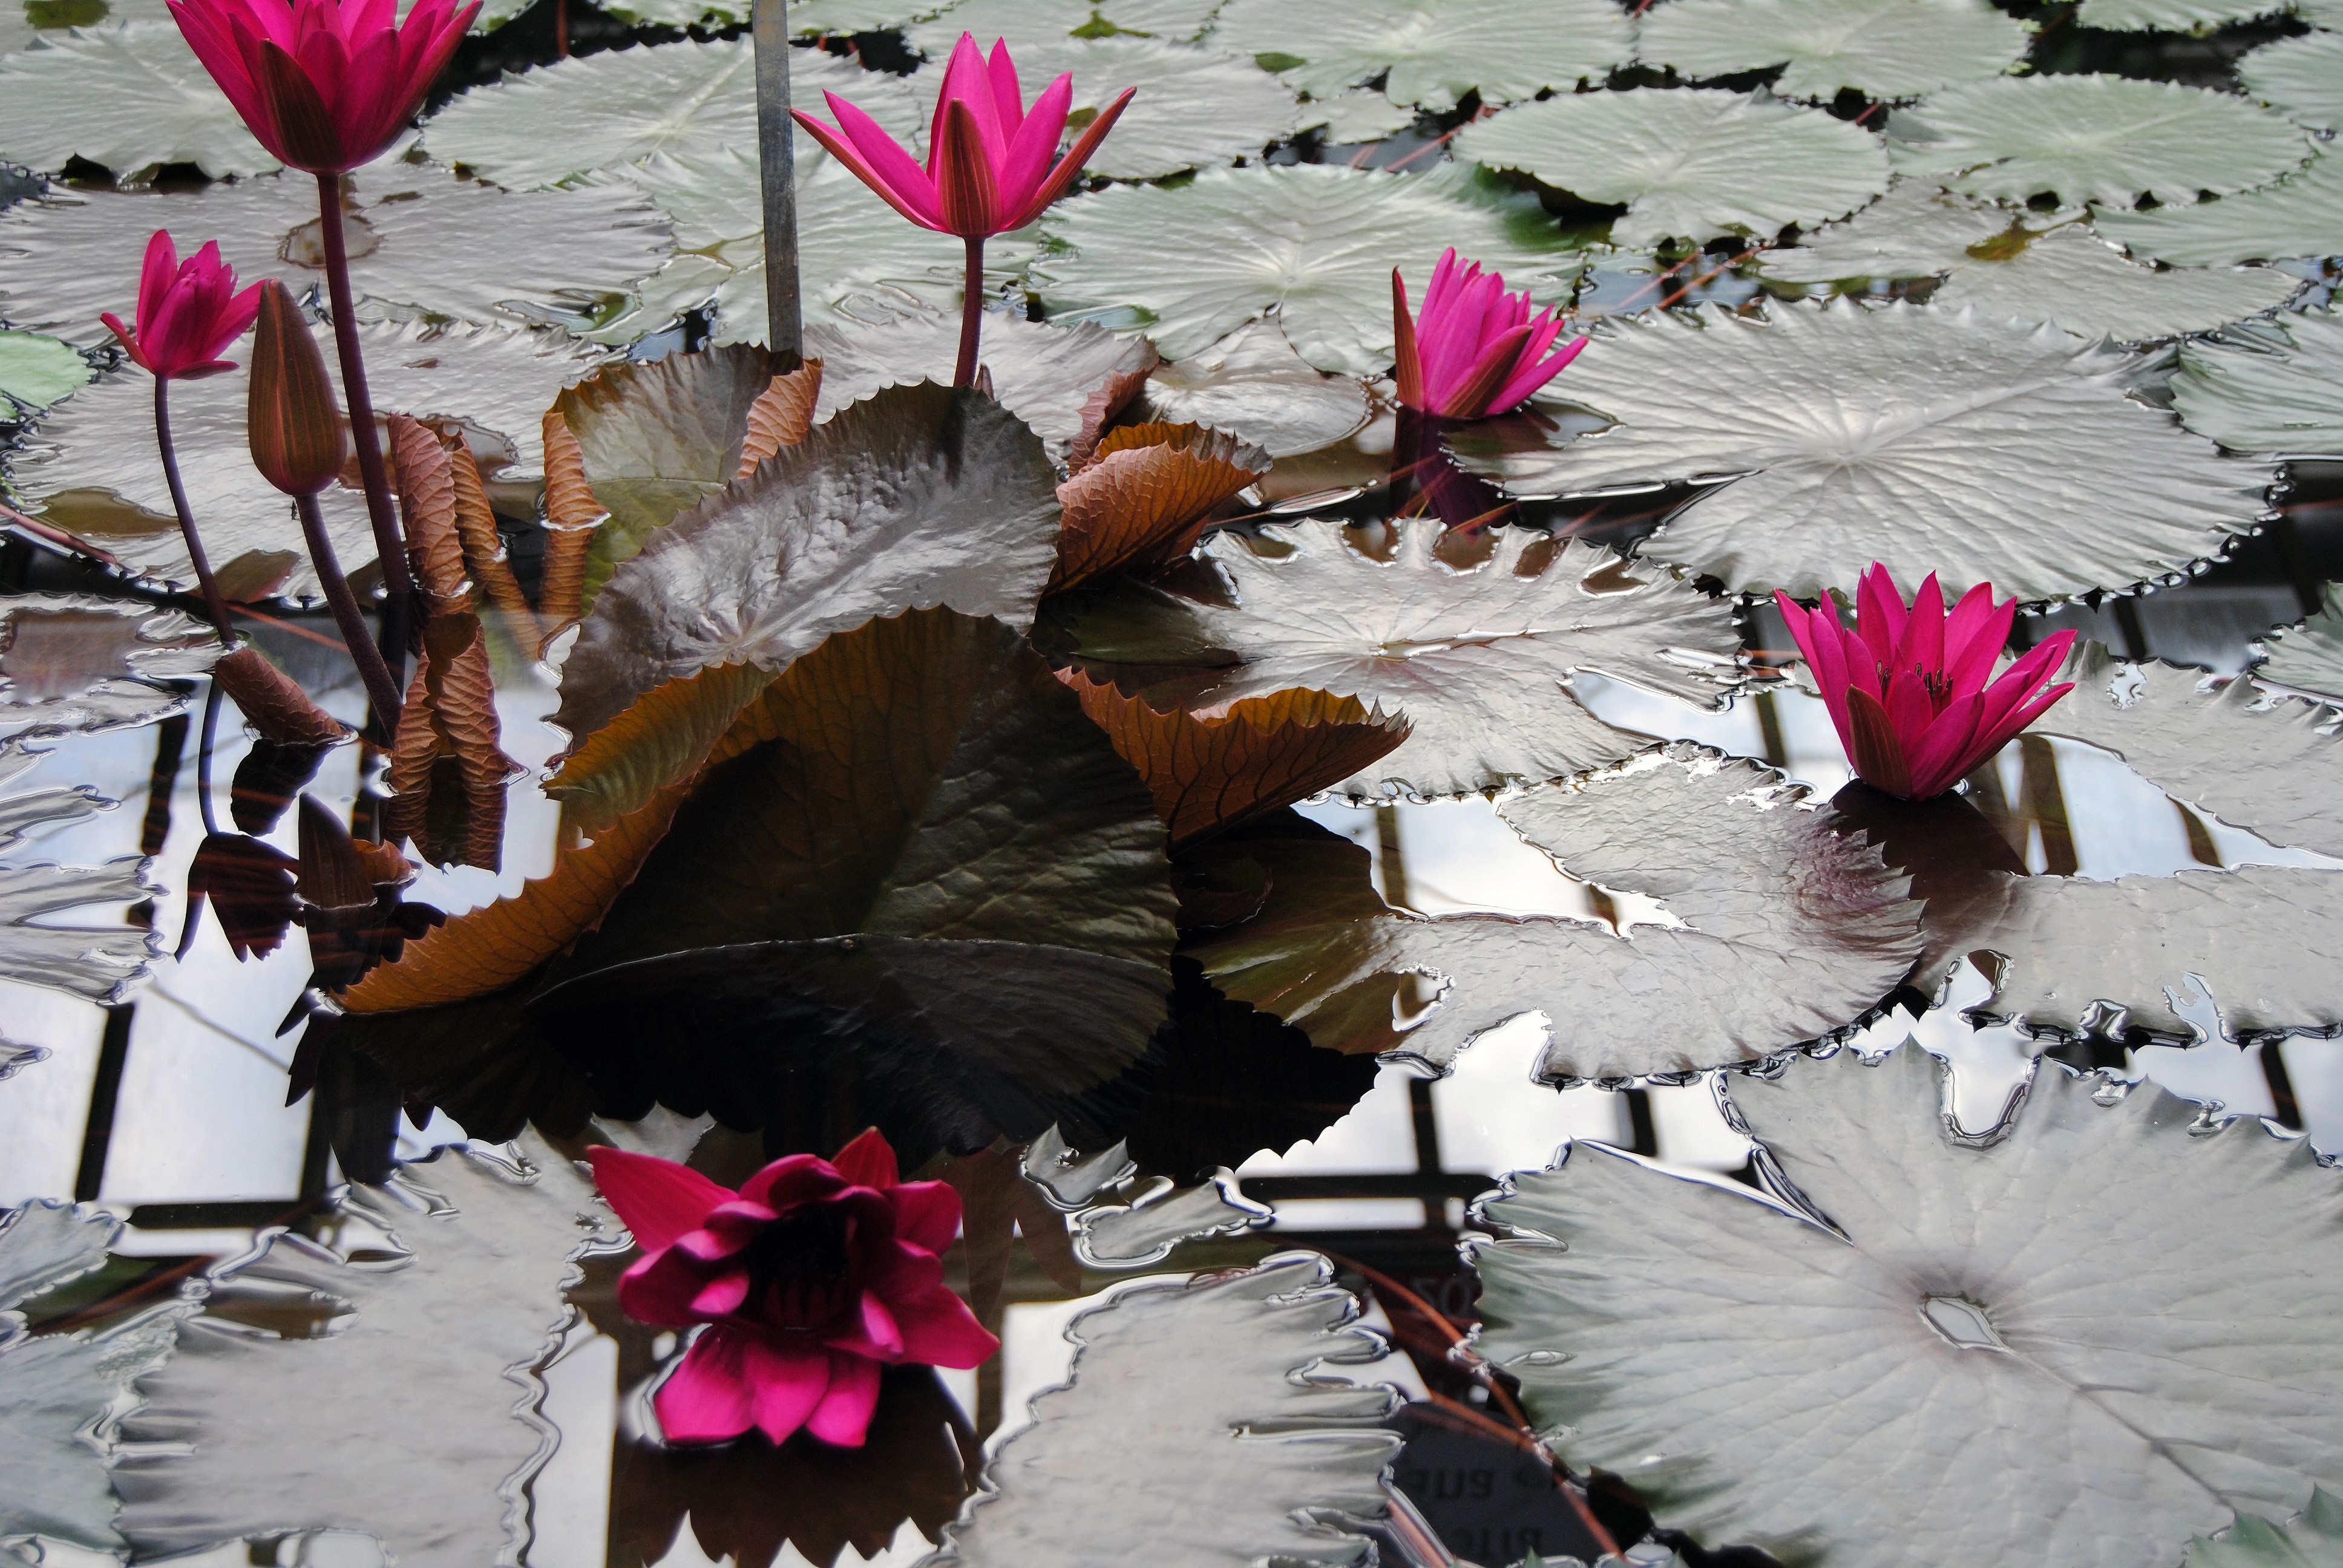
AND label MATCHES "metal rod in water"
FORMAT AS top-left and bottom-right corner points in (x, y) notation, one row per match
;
(752, 0), (804, 369)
